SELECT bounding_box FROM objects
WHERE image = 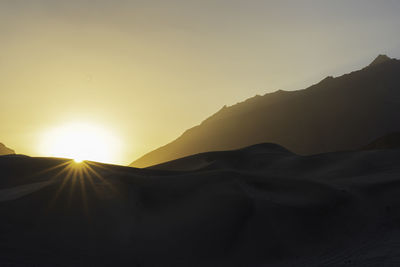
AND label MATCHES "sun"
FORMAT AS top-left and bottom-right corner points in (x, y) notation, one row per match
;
(74, 157), (83, 163)
(40, 122), (120, 164)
